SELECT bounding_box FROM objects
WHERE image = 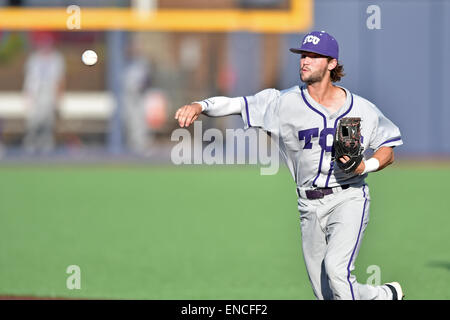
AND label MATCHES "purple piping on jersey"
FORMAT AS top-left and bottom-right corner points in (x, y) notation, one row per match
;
(204, 100), (210, 108)
(347, 184), (368, 300)
(377, 137), (401, 148)
(313, 149), (326, 187)
(325, 161), (335, 187)
(243, 96), (251, 127)
(300, 86), (327, 187)
(325, 93), (354, 187)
